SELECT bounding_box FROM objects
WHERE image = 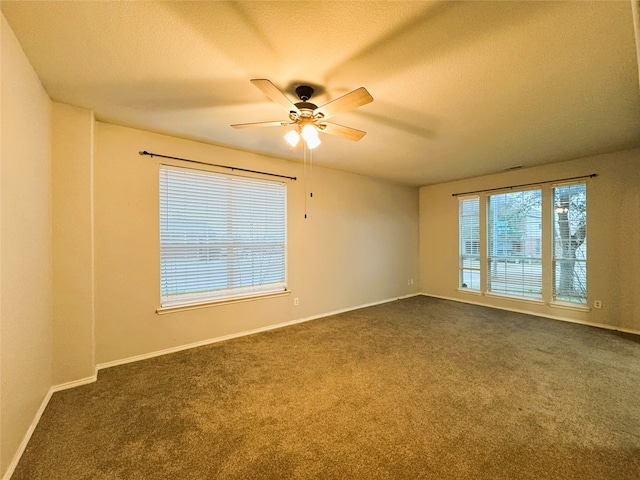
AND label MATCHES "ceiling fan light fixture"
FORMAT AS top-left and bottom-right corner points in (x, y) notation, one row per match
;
(284, 129), (300, 147)
(302, 124), (321, 149)
(302, 124), (319, 141)
(305, 135), (321, 150)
